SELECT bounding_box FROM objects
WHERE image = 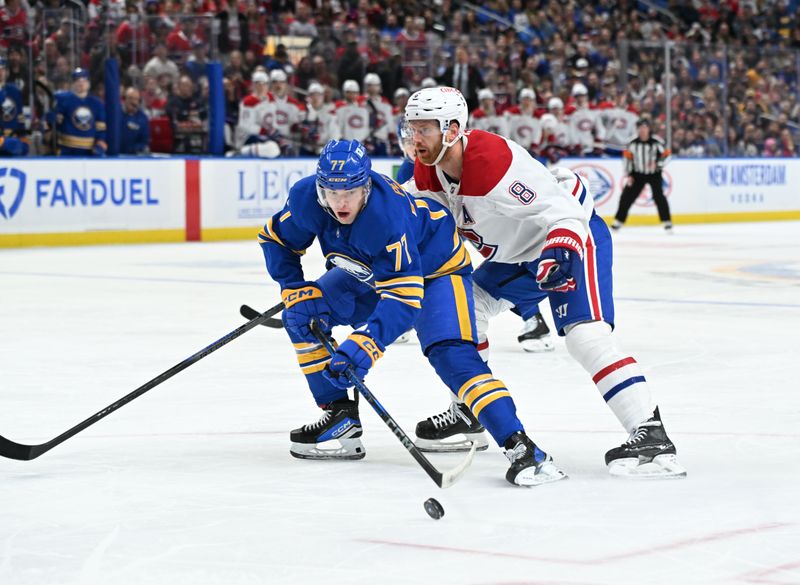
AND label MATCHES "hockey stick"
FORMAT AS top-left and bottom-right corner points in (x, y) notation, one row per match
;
(240, 303), (284, 328)
(309, 320), (476, 489)
(0, 302), (285, 461)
